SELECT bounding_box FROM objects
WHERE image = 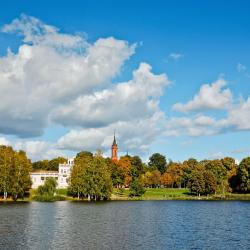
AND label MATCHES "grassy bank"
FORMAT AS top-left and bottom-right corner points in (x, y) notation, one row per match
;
(112, 188), (250, 201)
(1, 188), (250, 202)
